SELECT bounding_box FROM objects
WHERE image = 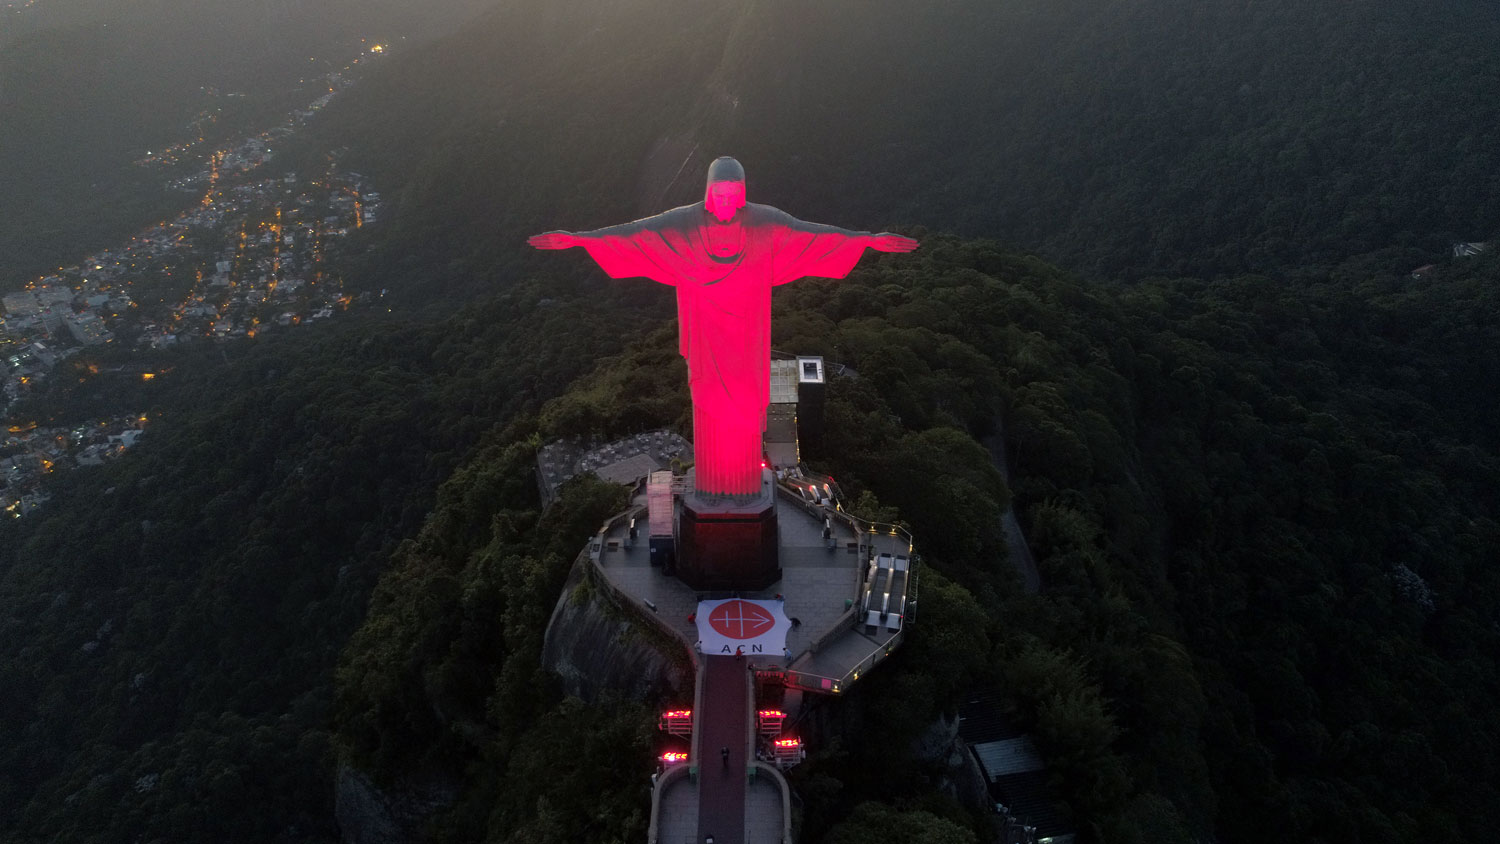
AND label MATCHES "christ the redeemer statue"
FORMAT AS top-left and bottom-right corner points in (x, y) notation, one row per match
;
(529, 157), (917, 497)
